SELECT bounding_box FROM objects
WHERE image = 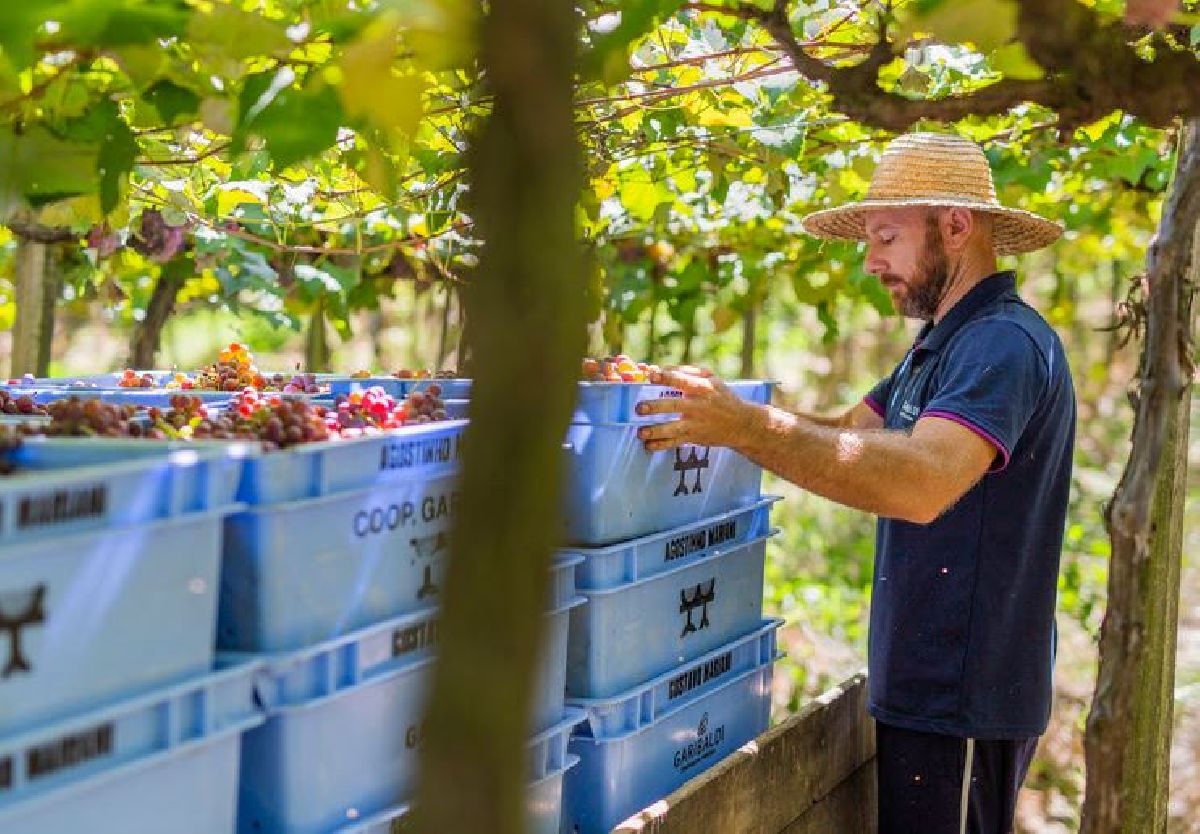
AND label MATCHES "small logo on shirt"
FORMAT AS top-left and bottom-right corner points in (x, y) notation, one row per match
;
(899, 402), (920, 422)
